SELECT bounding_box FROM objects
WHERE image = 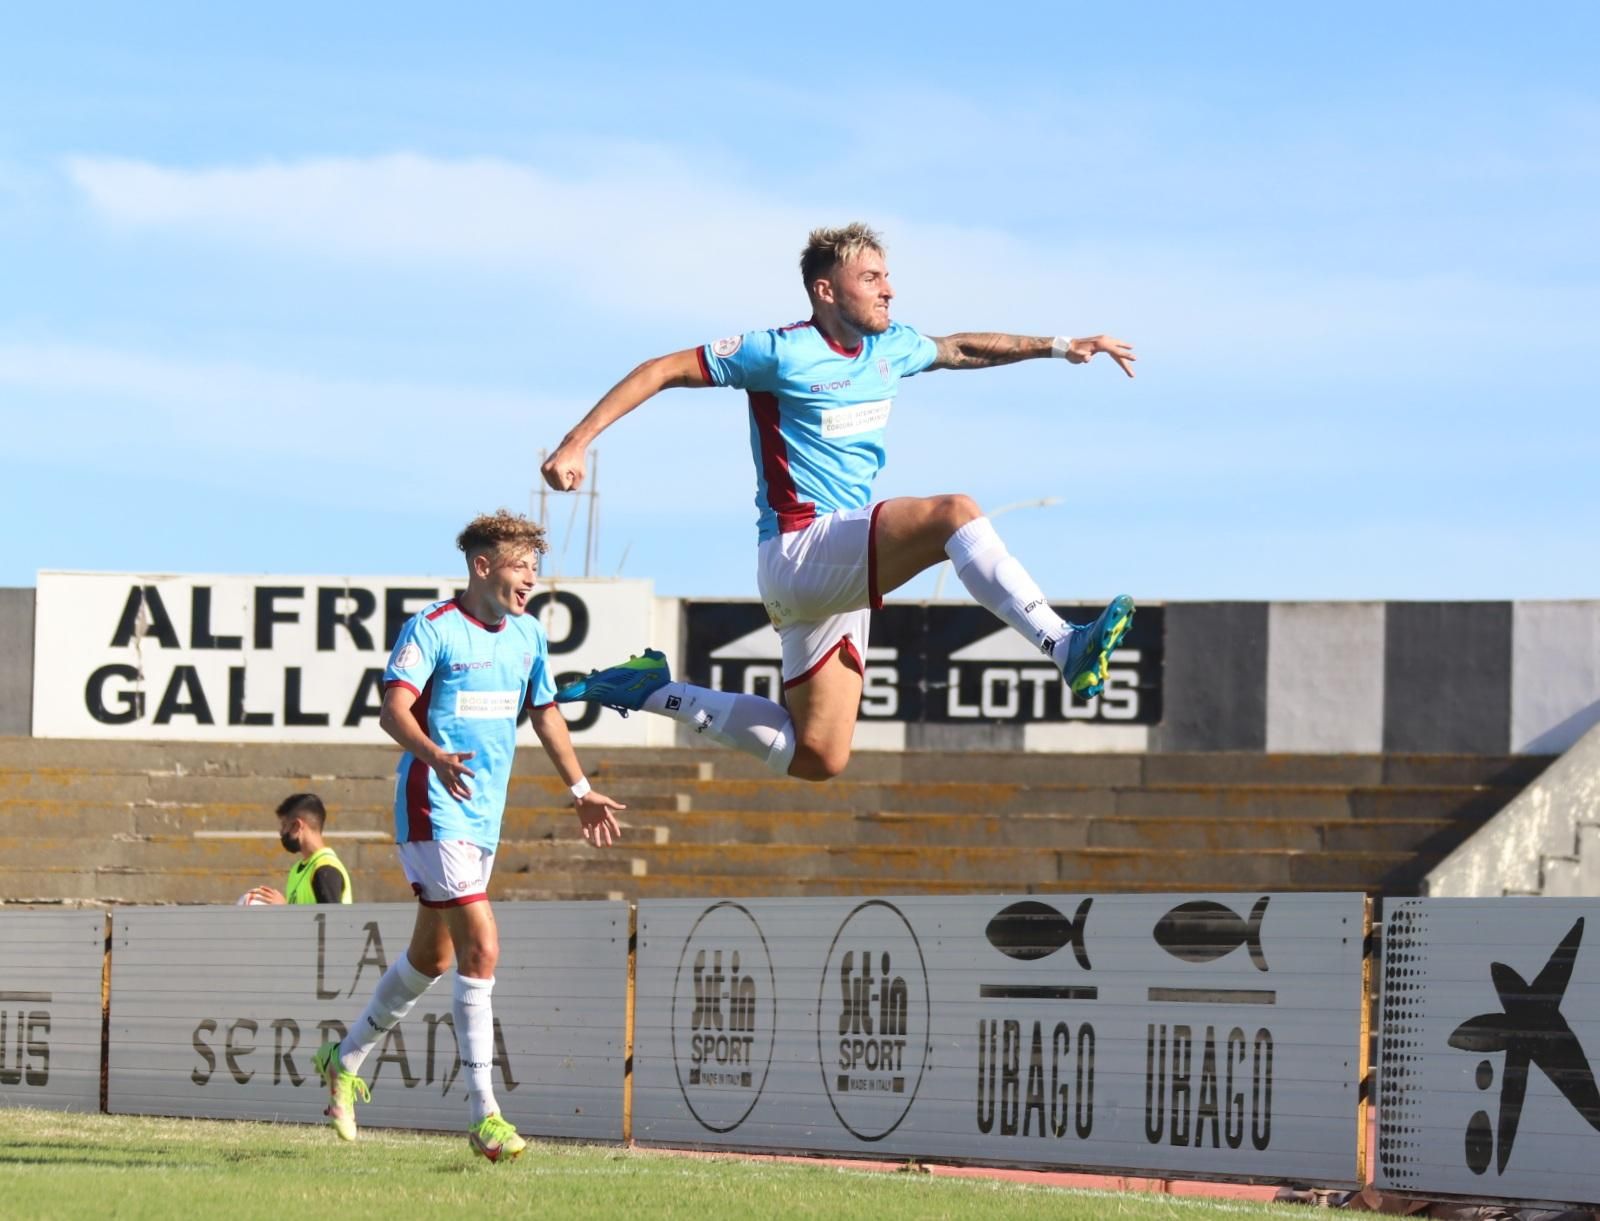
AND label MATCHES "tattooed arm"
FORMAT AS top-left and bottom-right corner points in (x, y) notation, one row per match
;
(929, 333), (1137, 377)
